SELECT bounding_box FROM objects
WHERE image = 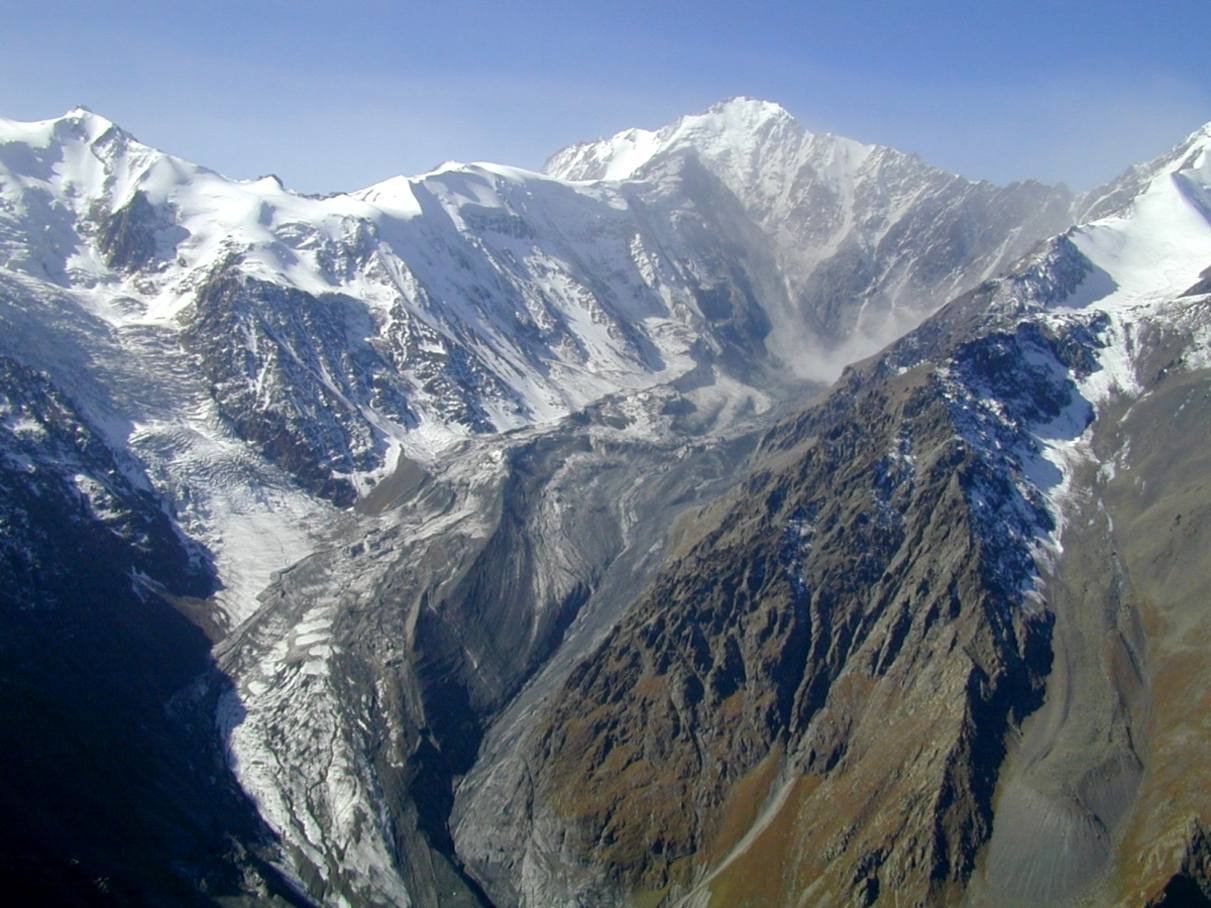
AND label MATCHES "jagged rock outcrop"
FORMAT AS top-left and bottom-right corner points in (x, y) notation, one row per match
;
(181, 268), (417, 505)
(459, 281), (1095, 905)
